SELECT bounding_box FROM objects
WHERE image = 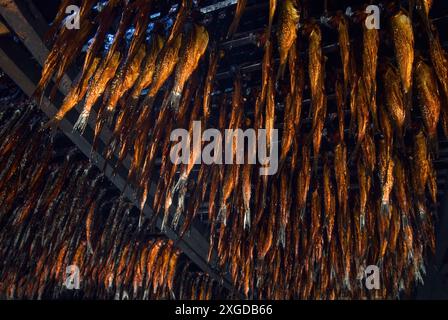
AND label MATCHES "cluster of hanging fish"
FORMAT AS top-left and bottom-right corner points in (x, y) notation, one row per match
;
(35, 0), (446, 299)
(0, 85), (226, 300)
